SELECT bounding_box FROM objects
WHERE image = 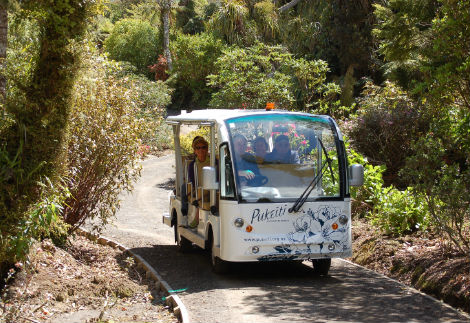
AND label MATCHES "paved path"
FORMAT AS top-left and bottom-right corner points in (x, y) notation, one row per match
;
(95, 154), (469, 323)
